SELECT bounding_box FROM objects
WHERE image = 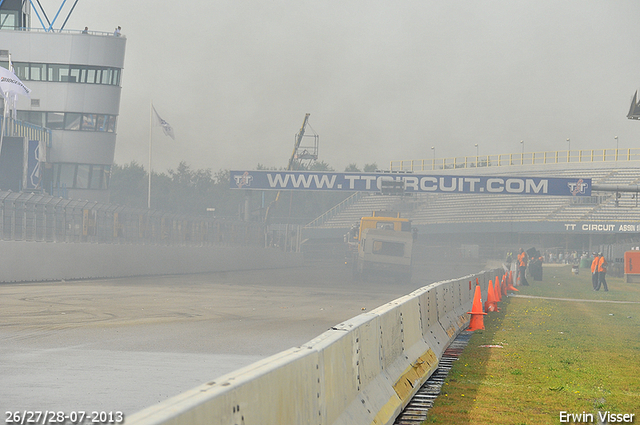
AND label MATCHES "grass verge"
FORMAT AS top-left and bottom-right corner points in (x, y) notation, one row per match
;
(423, 265), (640, 424)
